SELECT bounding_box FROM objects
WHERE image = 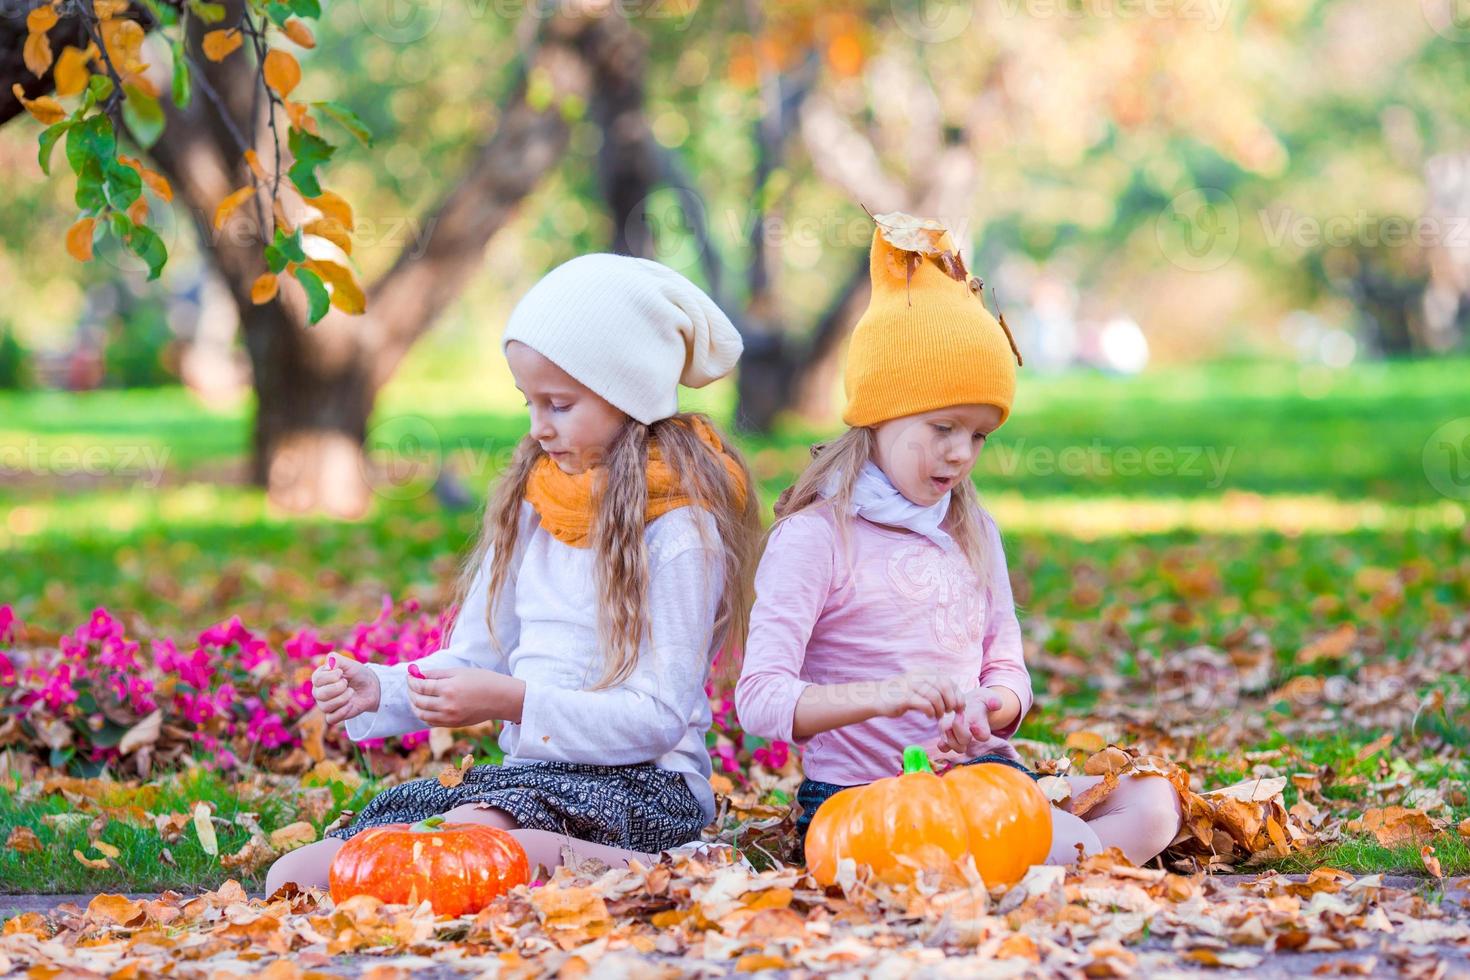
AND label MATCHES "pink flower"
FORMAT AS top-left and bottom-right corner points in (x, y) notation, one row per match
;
(753, 740), (790, 770)
(711, 743), (740, 774)
(0, 605), (16, 645)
